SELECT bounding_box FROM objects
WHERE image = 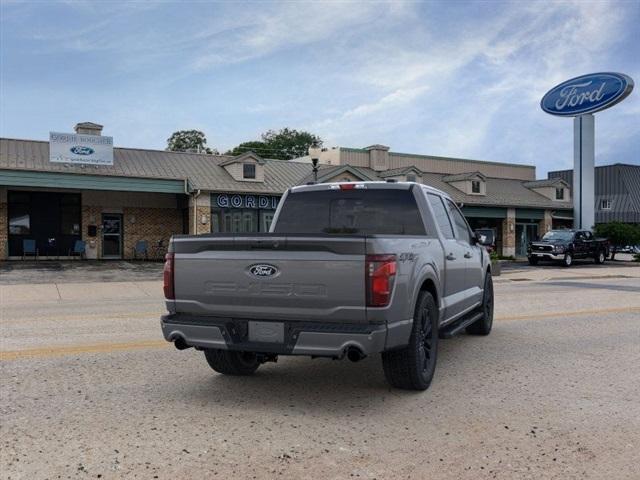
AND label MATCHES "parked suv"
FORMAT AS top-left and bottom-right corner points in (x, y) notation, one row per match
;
(527, 229), (609, 267)
(161, 182), (494, 390)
